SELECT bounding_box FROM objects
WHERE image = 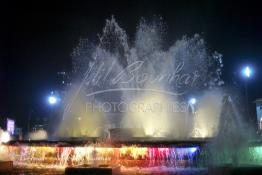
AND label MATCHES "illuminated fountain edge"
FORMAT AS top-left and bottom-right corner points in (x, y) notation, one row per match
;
(1, 139), (207, 171)
(2, 139), (262, 174)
